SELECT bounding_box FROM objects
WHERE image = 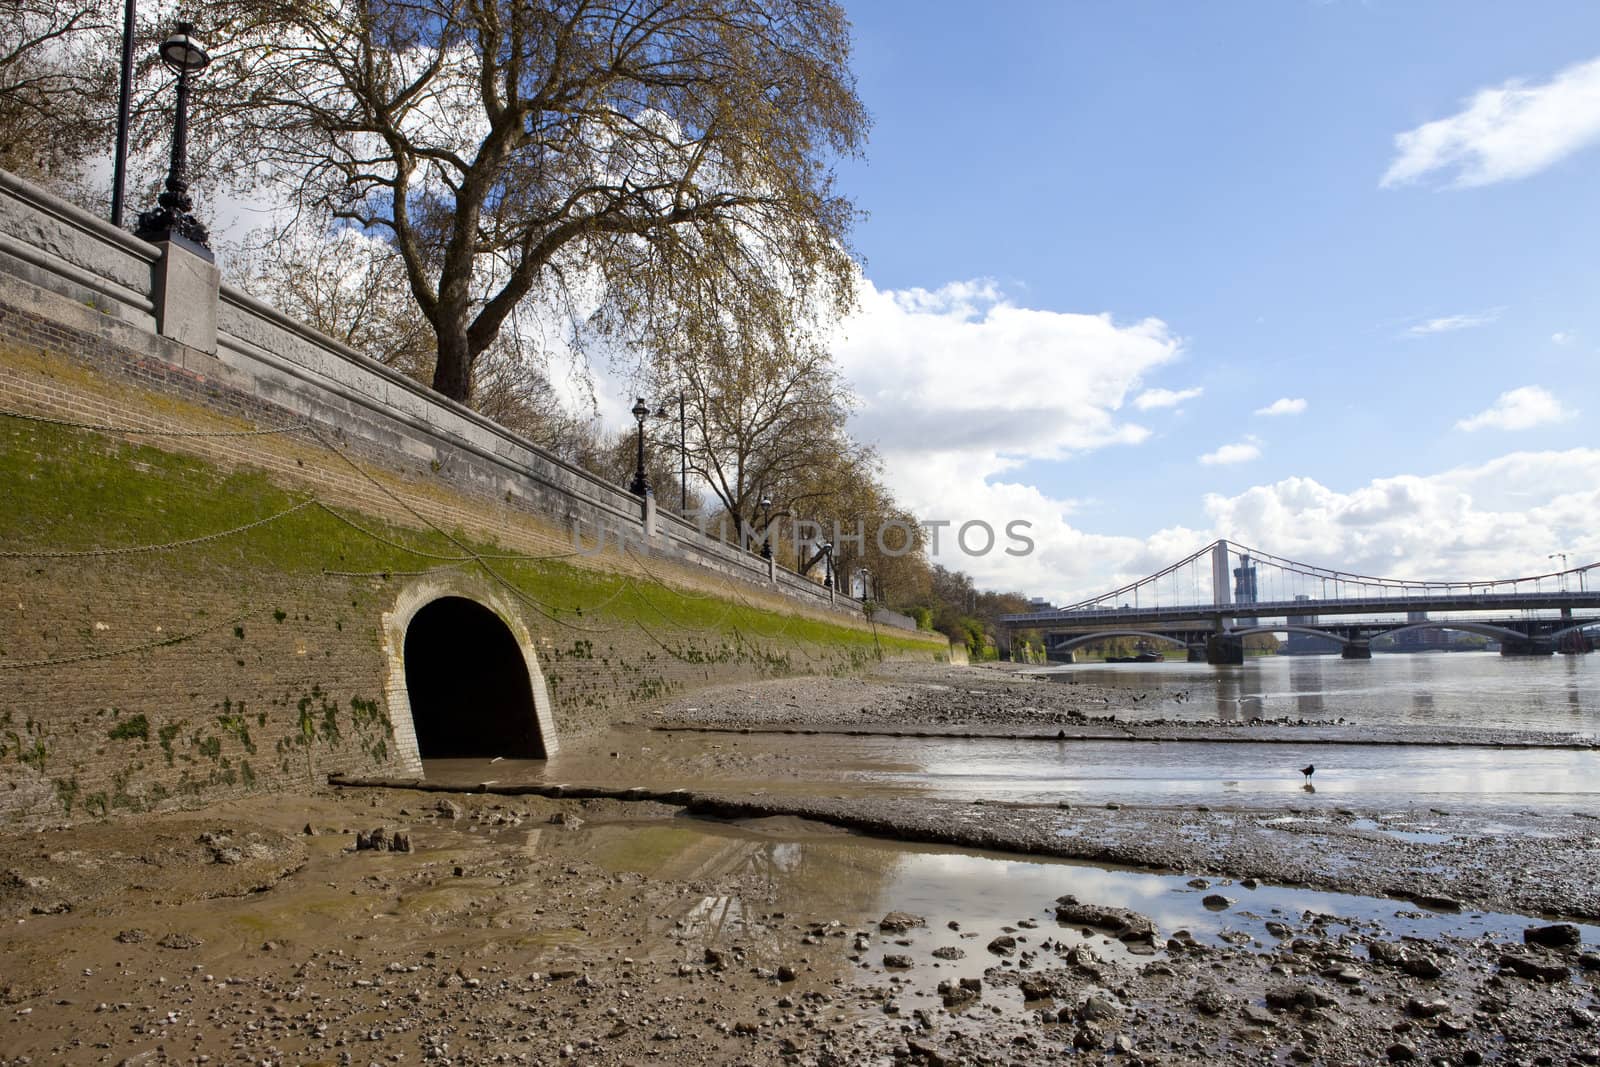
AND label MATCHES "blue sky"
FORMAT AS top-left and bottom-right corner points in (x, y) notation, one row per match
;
(820, 1), (1600, 598)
